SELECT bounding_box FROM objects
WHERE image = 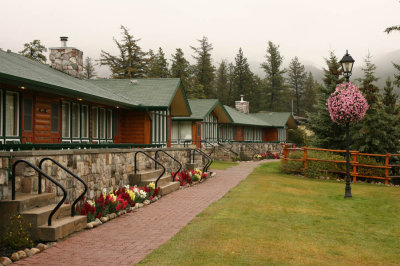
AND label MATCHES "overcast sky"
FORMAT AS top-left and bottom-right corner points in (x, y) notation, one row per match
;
(1, 0), (399, 77)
